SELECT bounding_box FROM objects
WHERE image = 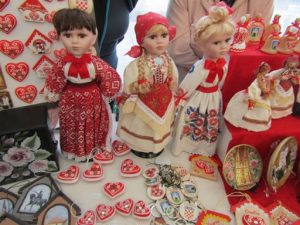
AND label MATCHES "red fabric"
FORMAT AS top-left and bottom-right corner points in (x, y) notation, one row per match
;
(221, 46), (300, 215)
(222, 45), (300, 110)
(204, 58), (226, 83)
(196, 85), (218, 93)
(64, 53), (92, 79)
